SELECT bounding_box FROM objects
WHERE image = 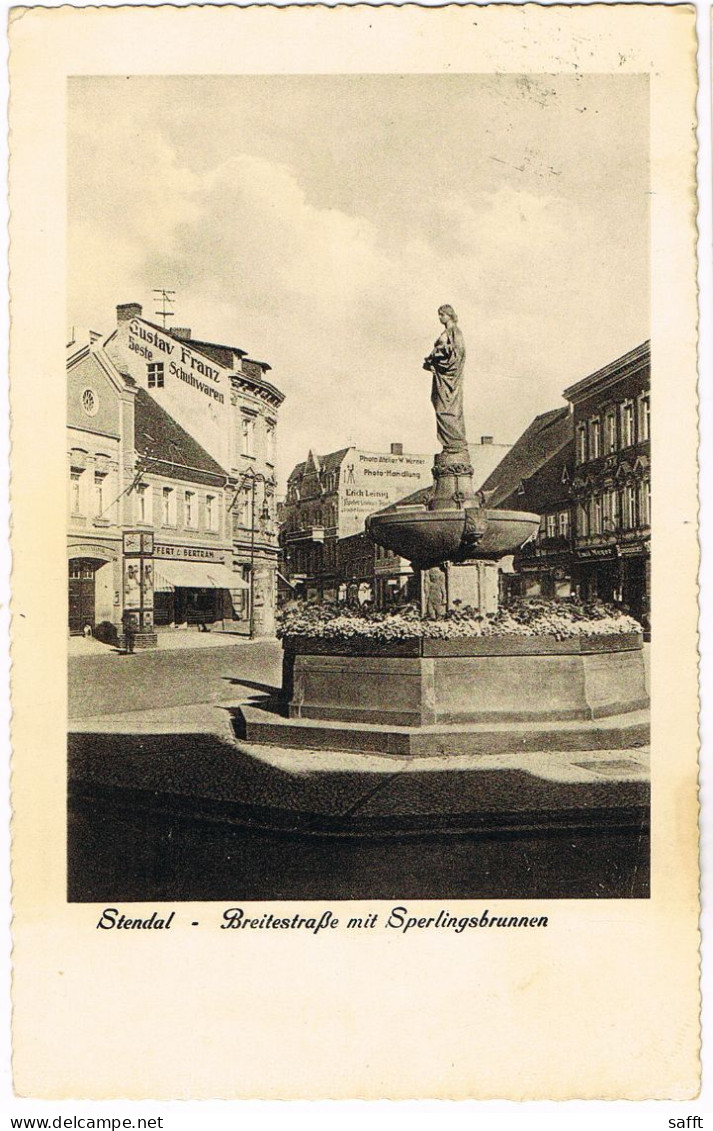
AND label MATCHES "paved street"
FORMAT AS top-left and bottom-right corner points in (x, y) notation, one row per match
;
(68, 639), (650, 903)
